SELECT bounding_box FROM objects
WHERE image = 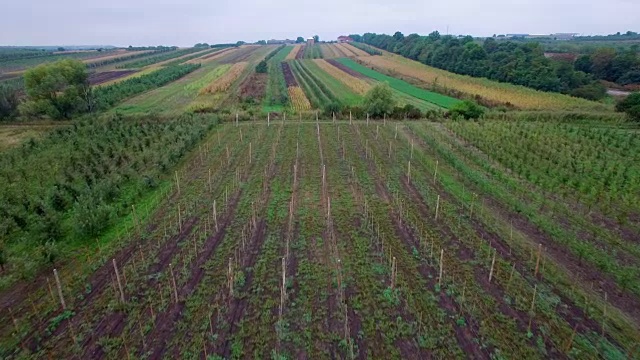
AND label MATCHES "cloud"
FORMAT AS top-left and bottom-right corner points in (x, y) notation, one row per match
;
(0, 0), (638, 46)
